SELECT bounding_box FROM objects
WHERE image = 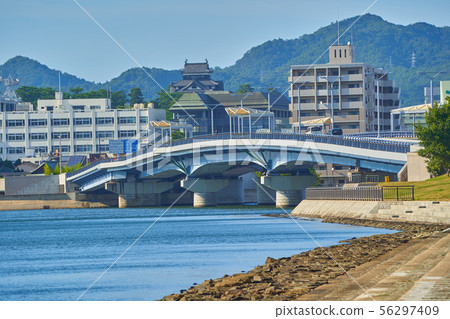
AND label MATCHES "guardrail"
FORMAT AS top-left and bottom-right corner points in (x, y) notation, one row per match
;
(305, 186), (415, 201)
(346, 130), (416, 138)
(67, 133), (413, 178)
